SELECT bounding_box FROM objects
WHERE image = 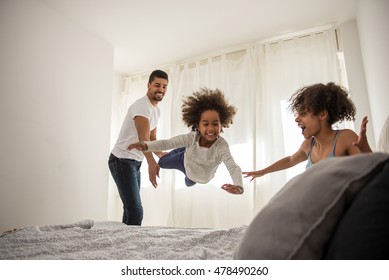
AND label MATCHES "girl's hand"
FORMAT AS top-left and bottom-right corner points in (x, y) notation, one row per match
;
(221, 184), (244, 195)
(127, 141), (148, 151)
